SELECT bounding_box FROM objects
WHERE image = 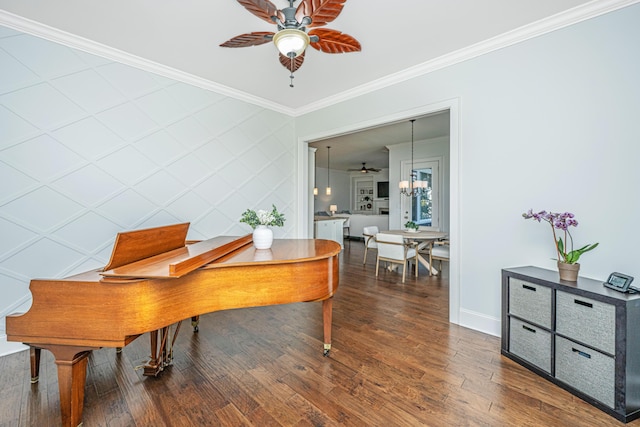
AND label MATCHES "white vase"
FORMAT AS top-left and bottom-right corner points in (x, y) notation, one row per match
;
(252, 225), (273, 249)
